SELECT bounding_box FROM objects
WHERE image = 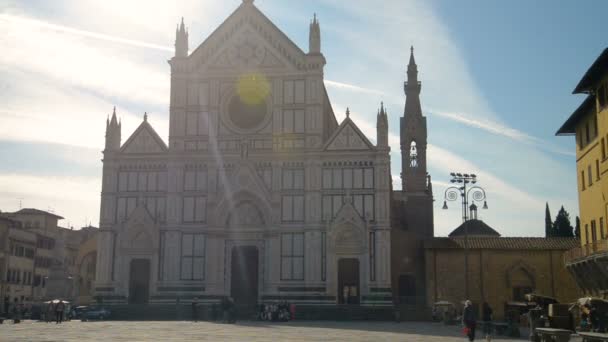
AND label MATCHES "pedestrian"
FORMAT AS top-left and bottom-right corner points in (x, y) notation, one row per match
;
(462, 300), (477, 342)
(192, 297), (199, 322)
(482, 302), (493, 341)
(342, 286), (349, 304)
(55, 301), (65, 324)
(46, 303), (54, 323)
